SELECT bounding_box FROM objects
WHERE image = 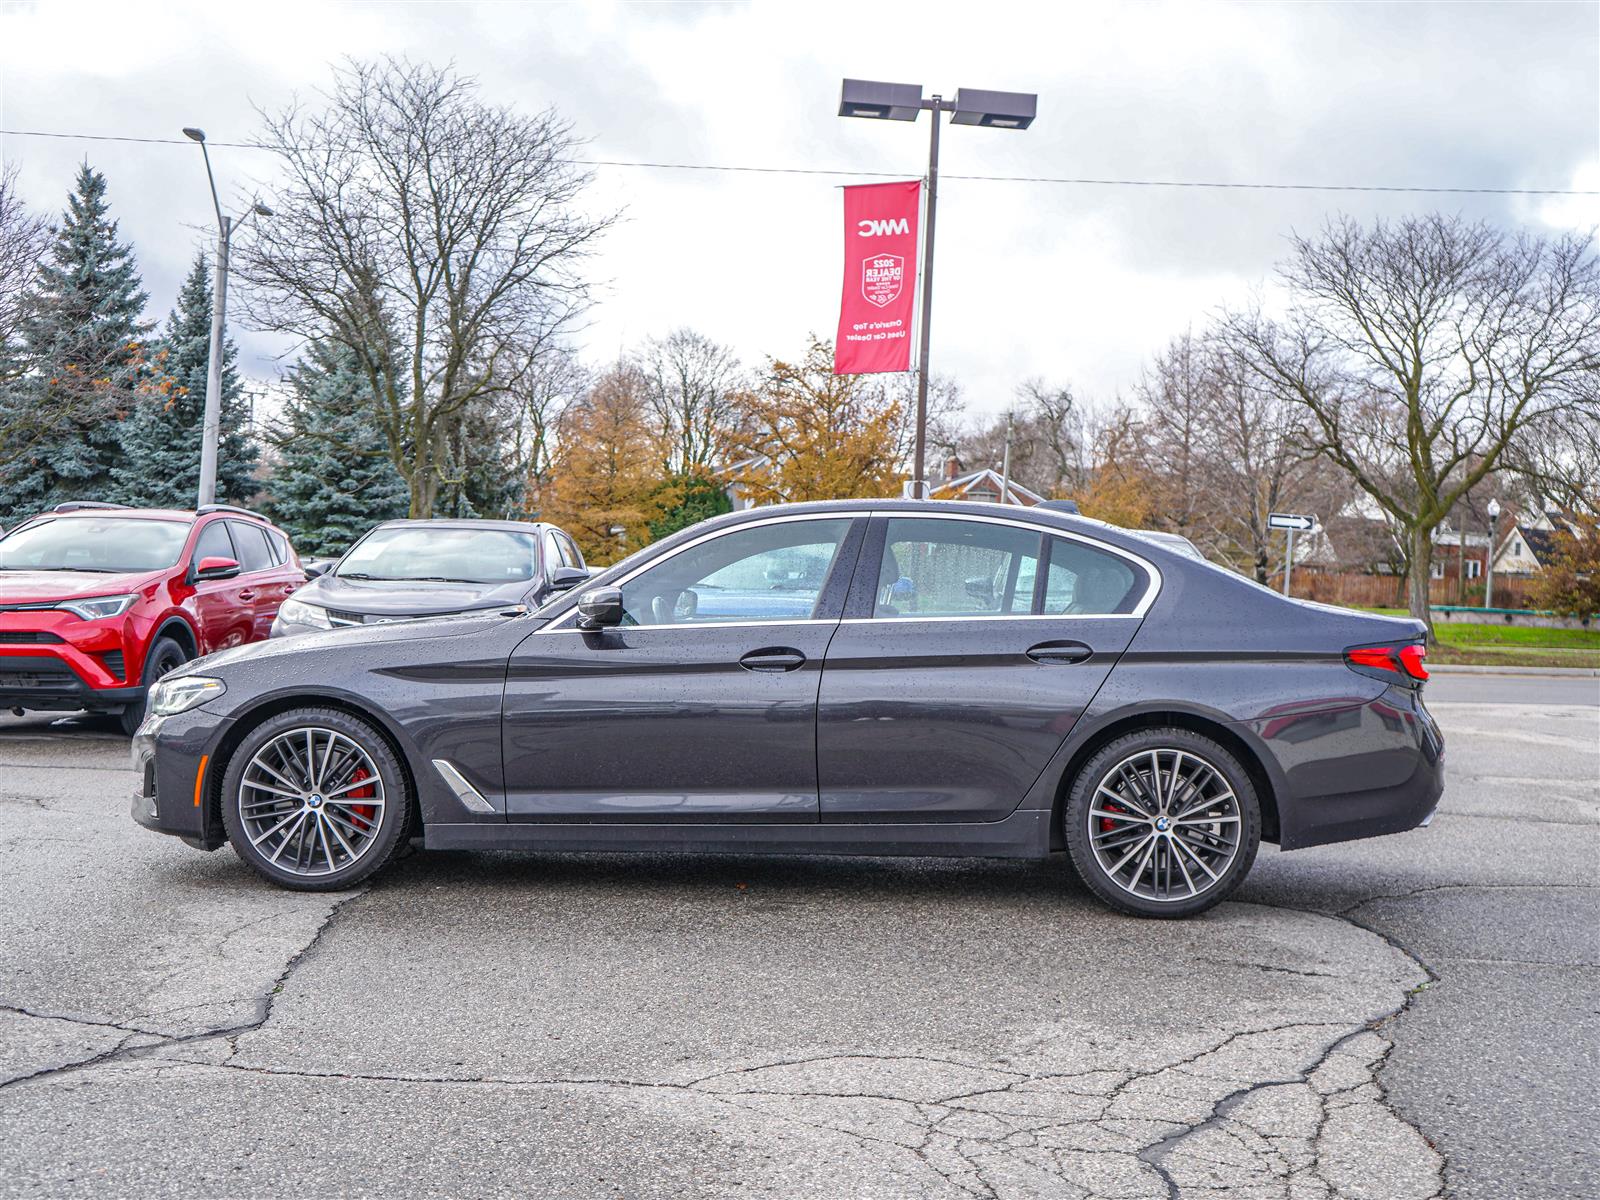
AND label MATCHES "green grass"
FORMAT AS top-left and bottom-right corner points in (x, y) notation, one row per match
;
(1351, 606), (1600, 668)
